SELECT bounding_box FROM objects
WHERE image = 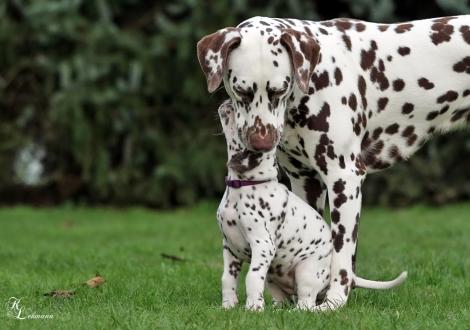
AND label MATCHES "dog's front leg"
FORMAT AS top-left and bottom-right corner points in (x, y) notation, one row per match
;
(289, 172), (327, 216)
(277, 151), (328, 216)
(319, 164), (365, 311)
(245, 236), (275, 311)
(221, 242), (242, 309)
